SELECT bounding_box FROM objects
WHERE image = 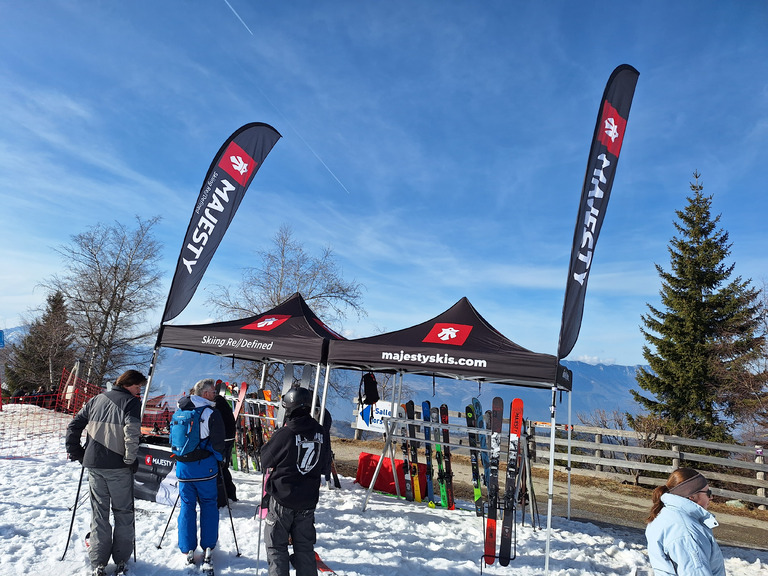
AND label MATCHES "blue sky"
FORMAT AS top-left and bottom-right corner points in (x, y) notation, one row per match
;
(1, 2), (766, 367)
